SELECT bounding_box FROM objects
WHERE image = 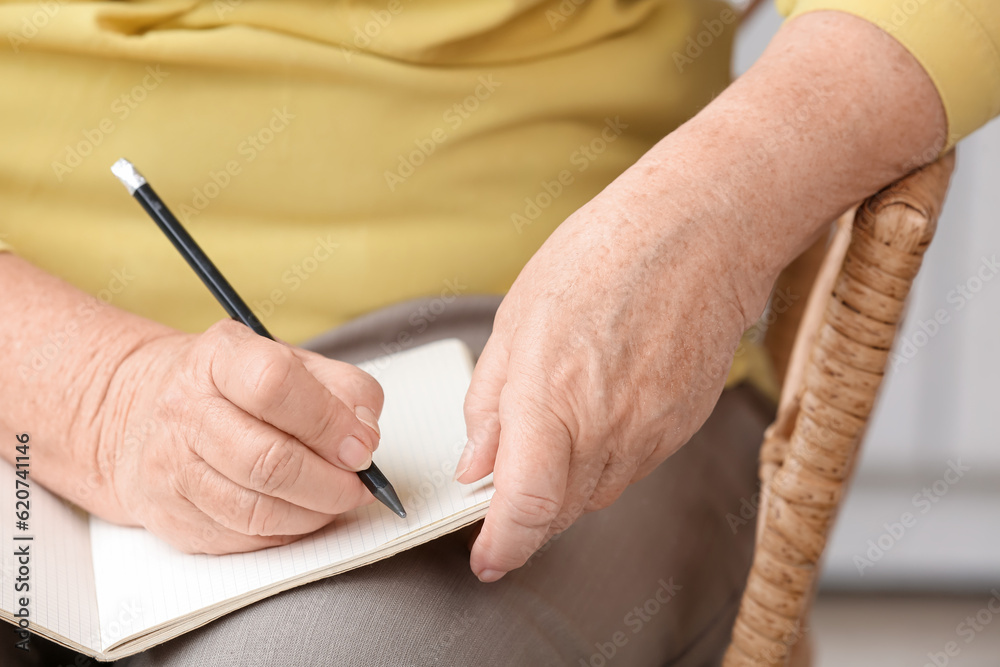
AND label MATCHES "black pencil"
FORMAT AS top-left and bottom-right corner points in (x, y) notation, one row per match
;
(111, 158), (406, 519)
